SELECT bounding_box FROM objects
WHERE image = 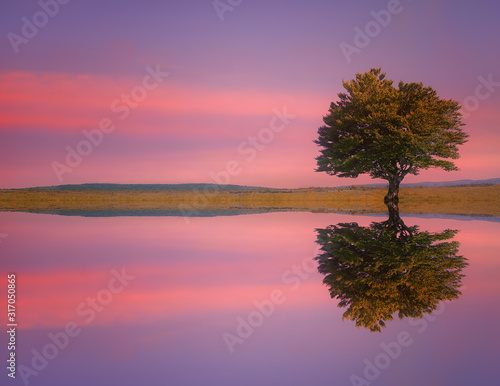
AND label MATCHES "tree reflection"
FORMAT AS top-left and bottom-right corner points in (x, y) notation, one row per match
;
(315, 203), (468, 332)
